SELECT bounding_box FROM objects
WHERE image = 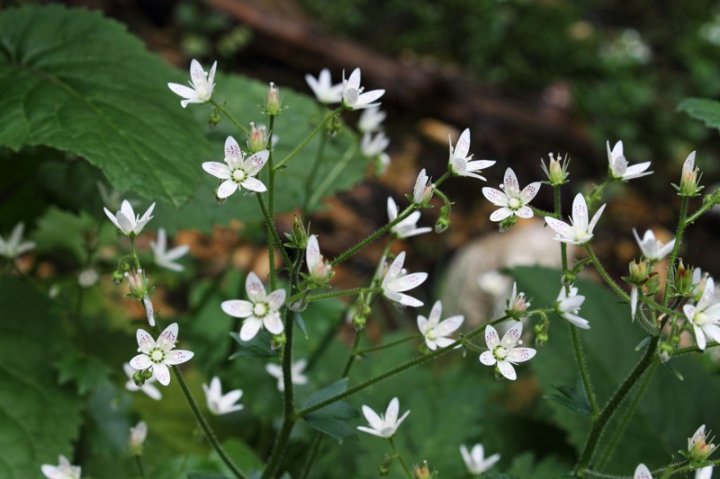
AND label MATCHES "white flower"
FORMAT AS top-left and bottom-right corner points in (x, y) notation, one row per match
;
(413, 169), (433, 204)
(129, 421), (147, 453)
(607, 140), (652, 181)
(306, 235), (333, 283)
(129, 323), (194, 386)
(167, 59), (217, 108)
(0, 222), (35, 259)
(142, 296), (156, 327)
(361, 131), (390, 158)
(266, 359), (308, 392)
(506, 282), (531, 318)
(688, 424), (717, 461)
(460, 443), (501, 475)
(151, 228), (189, 272)
(633, 229), (675, 261)
(684, 277), (720, 350)
(202, 376), (244, 415)
(357, 397), (410, 438)
(341, 68), (385, 110)
(77, 268), (99, 288)
(556, 285), (590, 329)
(448, 128), (495, 181)
(123, 363), (162, 400)
(417, 300), (464, 350)
(202, 136), (269, 199)
(696, 466), (713, 479)
(482, 167), (541, 222)
(691, 268), (716, 303)
(103, 200), (155, 237)
(388, 197), (432, 239)
(634, 464), (652, 479)
(358, 106), (386, 133)
(679, 151), (702, 195)
(545, 193), (606, 245)
(41, 455), (81, 479)
(222, 272), (286, 341)
(305, 69), (343, 104)
(479, 322), (536, 380)
(381, 251), (428, 307)
(478, 270), (512, 297)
